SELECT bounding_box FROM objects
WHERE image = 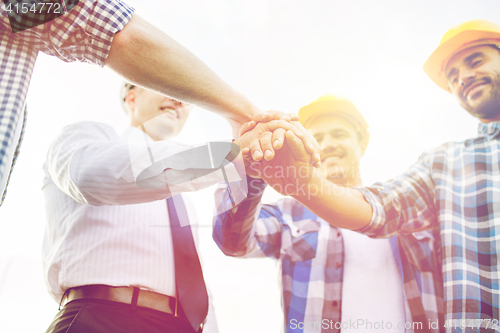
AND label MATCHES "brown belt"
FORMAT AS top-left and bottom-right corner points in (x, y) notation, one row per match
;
(63, 285), (177, 316)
